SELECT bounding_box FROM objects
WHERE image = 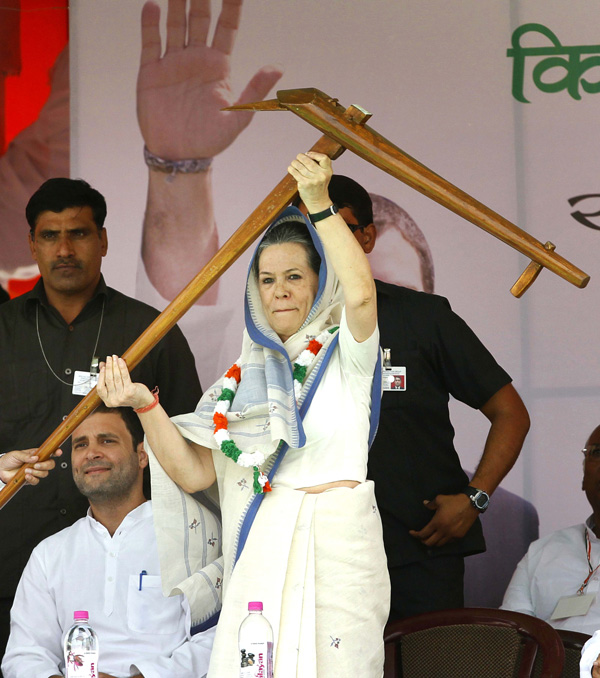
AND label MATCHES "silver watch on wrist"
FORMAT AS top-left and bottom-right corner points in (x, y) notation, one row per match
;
(462, 486), (490, 513)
